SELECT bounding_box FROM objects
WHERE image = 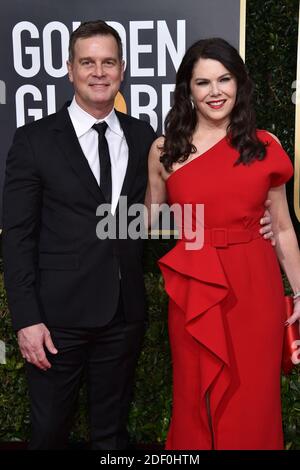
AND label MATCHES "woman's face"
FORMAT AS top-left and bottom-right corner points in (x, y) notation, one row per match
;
(190, 58), (237, 126)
